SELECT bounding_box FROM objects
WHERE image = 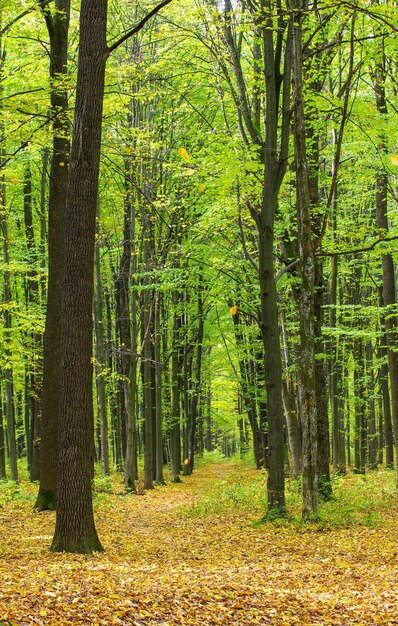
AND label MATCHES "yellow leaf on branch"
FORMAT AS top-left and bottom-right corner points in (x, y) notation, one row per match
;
(178, 147), (190, 162)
